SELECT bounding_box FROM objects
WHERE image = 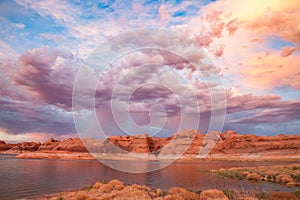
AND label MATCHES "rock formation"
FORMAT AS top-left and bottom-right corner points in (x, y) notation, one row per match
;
(38, 138), (60, 151)
(1, 130), (300, 160)
(0, 141), (17, 151)
(4, 141), (41, 154)
(211, 130), (300, 154)
(51, 138), (88, 152)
